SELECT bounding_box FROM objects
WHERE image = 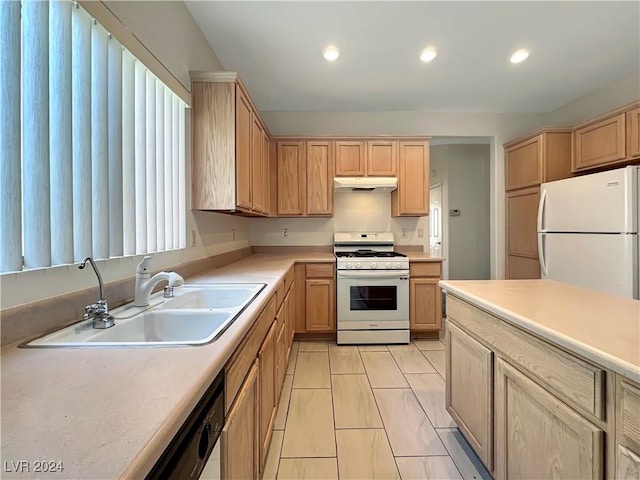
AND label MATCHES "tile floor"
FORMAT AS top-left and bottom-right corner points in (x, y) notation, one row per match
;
(262, 339), (492, 480)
